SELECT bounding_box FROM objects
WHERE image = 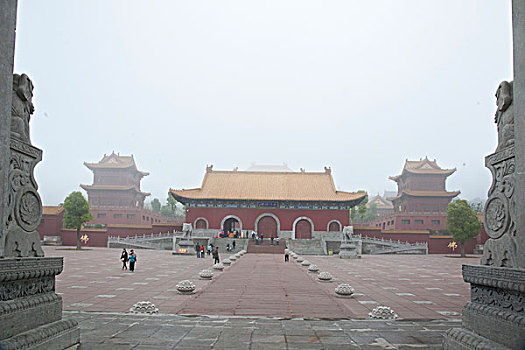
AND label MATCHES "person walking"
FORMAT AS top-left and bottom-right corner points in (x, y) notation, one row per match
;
(260, 234), (264, 244)
(284, 248), (289, 262)
(120, 248), (128, 270)
(212, 246), (220, 264)
(226, 243), (230, 252)
(129, 250), (137, 272)
(251, 232), (255, 241)
(271, 236), (274, 245)
(200, 245), (205, 258)
(232, 240), (236, 251)
(207, 243), (212, 255)
(196, 244), (201, 258)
